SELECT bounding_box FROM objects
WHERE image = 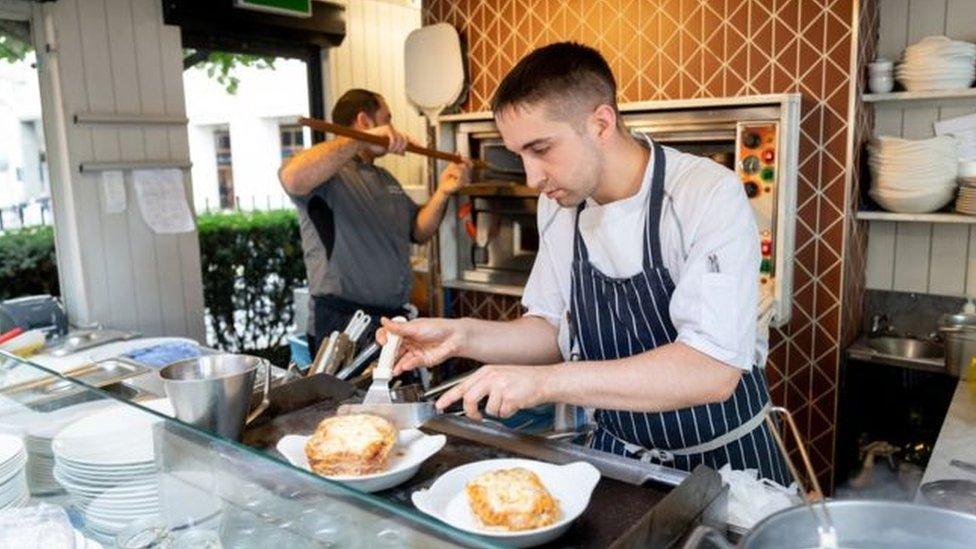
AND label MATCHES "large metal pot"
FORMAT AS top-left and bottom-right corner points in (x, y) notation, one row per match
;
(685, 500), (976, 548)
(942, 327), (976, 379)
(938, 311), (976, 379)
(741, 500), (976, 548)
